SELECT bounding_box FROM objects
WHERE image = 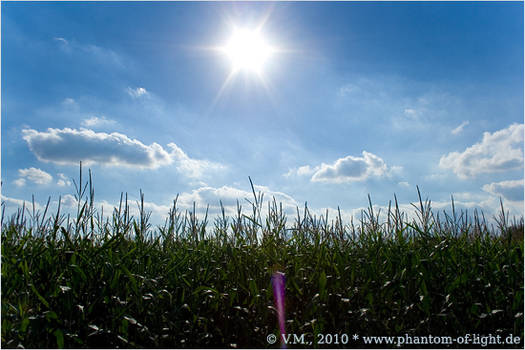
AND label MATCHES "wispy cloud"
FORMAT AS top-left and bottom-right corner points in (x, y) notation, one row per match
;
(53, 37), (125, 67)
(337, 83), (360, 97)
(482, 179), (524, 202)
(451, 120), (469, 135)
(287, 151), (399, 184)
(81, 116), (117, 128)
(439, 123), (524, 179)
(22, 127), (223, 177)
(53, 37), (71, 53)
(403, 108), (419, 119)
(85, 44), (123, 67)
(126, 87), (149, 98)
(61, 98), (78, 108)
(53, 37), (69, 45)
(14, 167), (53, 187)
